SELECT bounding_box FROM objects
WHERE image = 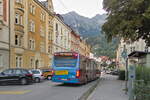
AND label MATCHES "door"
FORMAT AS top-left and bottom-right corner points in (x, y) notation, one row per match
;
(11, 69), (22, 82)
